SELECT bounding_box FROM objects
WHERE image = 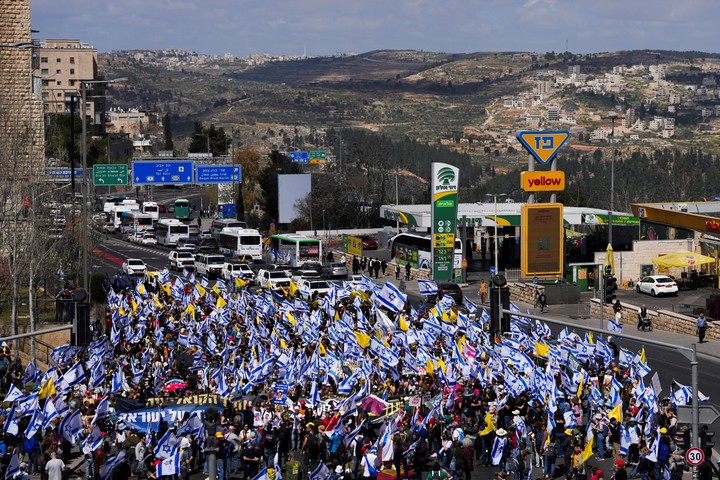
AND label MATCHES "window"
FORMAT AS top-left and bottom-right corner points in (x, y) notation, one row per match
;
(56, 58), (61, 63)
(41, 57), (48, 63)
(70, 80), (76, 86)
(57, 81), (62, 86)
(69, 57), (75, 64)
(70, 69), (75, 75)
(41, 80), (49, 86)
(56, 69), (61, 74)
(41, 68), (48, 75)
